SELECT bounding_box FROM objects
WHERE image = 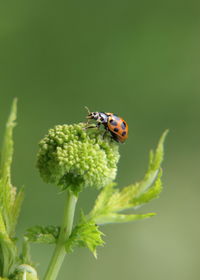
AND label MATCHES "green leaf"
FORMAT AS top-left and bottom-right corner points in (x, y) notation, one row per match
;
(66, 216), (104, 258)
(89, 182), (116, 219)
(9, 188), (24, 236)
(0, 212), (7, 237)
(0, 99), (23, 236)
(0, 231), (17, 276)
(0, 196), (17, 276)
(131, 169), (163, 207)
(25, 226), (60, 244)
(19, 238), (33, 266)
(89, 130), (168, 225)
(131, 129), (168, 198)
(0, 98), (17, 184)
(93, 212), (156, 224)
(0, 99), (24, 277)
